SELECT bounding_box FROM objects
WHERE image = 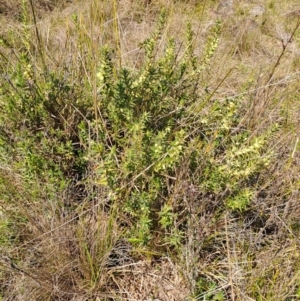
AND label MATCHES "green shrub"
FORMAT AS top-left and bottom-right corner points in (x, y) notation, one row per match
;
(84, 11), (274, 249)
